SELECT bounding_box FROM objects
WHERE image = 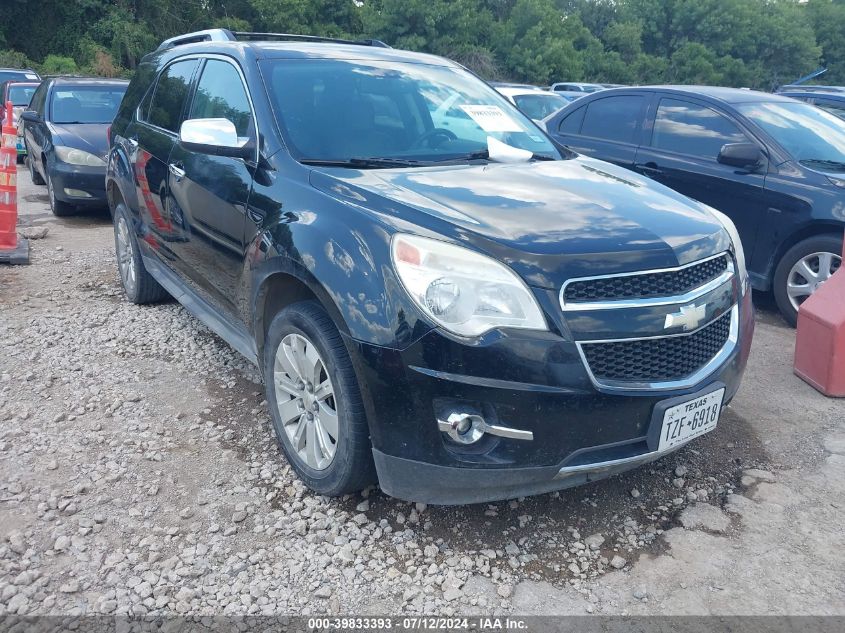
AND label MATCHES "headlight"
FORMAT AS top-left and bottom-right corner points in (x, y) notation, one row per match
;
(391, 234), (547, 337)
(709, 208), (748, 293)
(54, 146), (106, 167)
